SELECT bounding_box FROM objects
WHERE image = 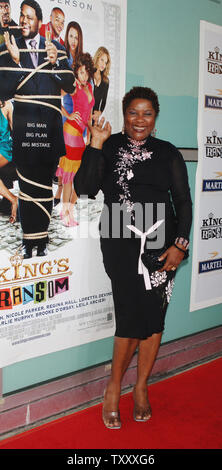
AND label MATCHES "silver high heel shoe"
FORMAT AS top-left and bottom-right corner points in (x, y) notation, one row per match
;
(102, 388), (121, 429)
